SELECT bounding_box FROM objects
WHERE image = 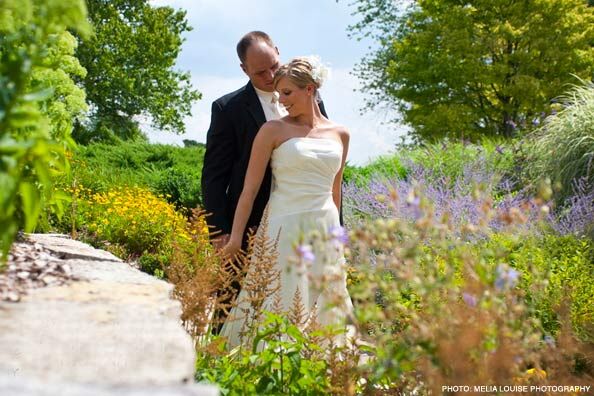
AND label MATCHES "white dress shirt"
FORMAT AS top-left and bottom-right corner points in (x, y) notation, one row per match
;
(254, 86), (287, 121)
